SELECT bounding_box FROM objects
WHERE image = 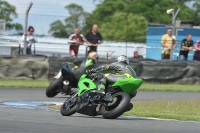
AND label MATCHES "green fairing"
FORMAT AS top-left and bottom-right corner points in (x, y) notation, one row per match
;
(77, 74), (97, 96)
(77, 74), (143, 97)
(111, 78), (143, 94)
(85, 59), (93, 67)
